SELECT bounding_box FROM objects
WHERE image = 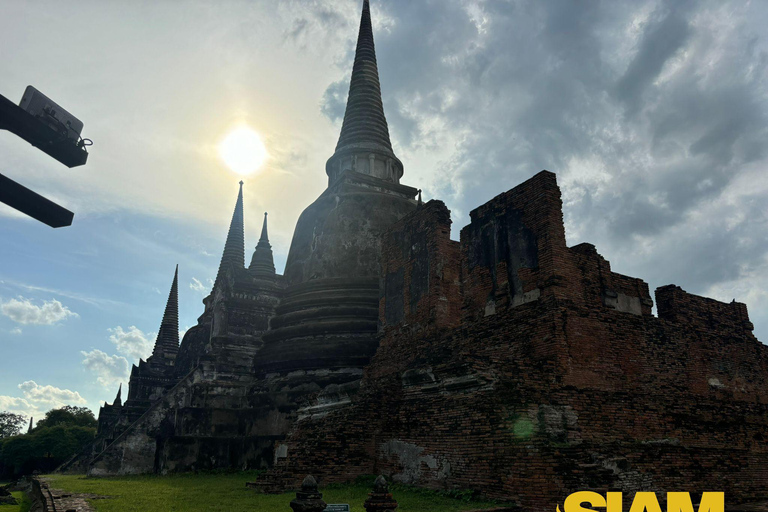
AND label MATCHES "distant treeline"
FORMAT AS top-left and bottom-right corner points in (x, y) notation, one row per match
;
(0, 406), (96, 478)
